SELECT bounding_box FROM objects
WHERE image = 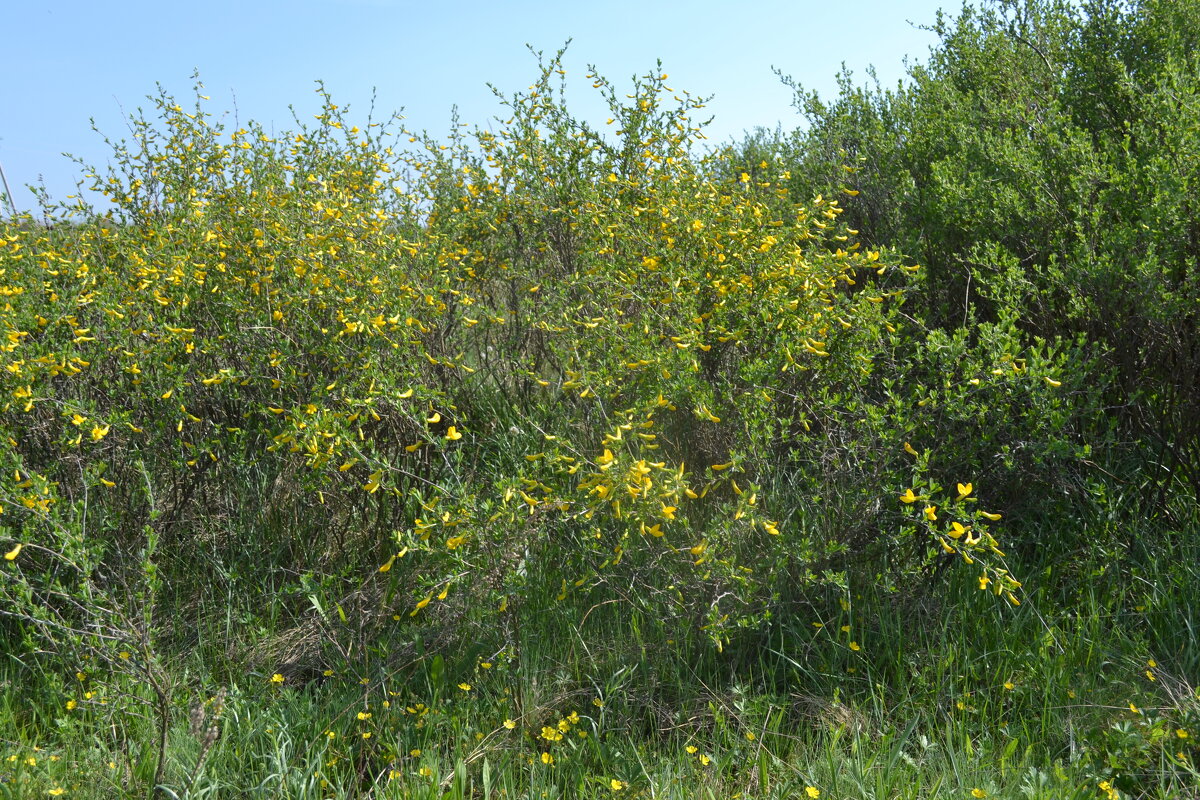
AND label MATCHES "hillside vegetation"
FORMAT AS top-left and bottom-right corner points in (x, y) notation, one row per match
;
(1, 1), (1197, 797)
